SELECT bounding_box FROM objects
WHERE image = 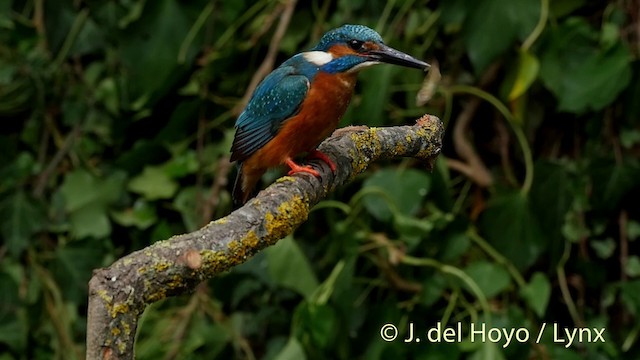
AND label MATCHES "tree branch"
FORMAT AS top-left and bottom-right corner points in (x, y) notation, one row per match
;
(85, 115), (444, 360)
